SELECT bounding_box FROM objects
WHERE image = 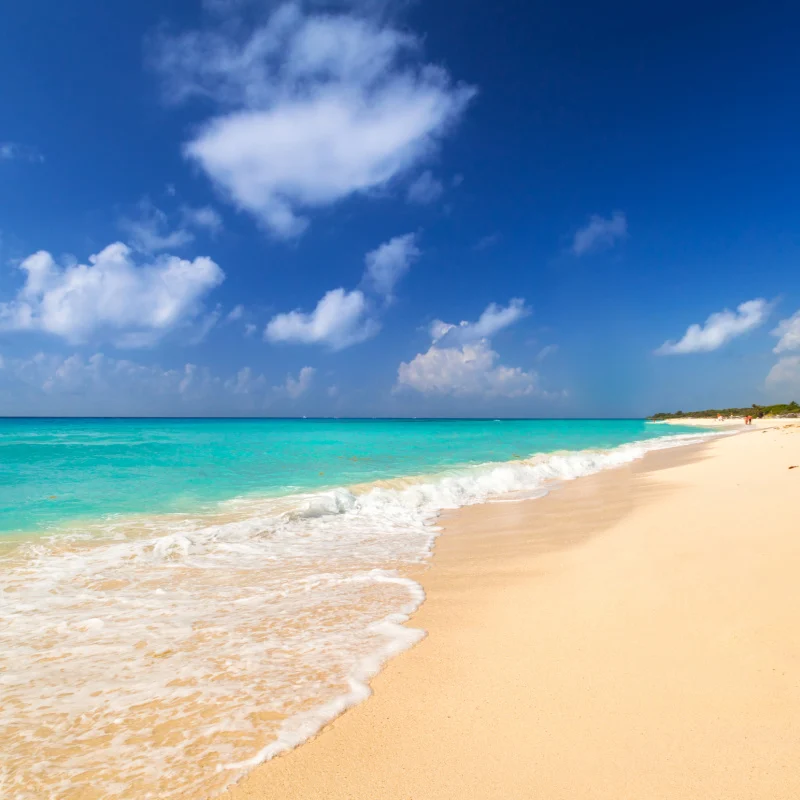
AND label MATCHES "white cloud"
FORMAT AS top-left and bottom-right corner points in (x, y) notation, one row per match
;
(431, 298), (529, 346)
(397, 299), (542, 398)
(0, 242), (224, 347)
(362, 232), (419, 297)
(265, 287), (379, 350)
(772, 311), (800, 354)
(406, 170), (443, 204)
(656, 298), (769, 355)
(765, 356), (800, 392)
(244, 322), (257, 337)
(571, 211), (627, 256)
(283, 365), (316, 397)
(151, 2), (475, 237)
(397, 339), (538, 398)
